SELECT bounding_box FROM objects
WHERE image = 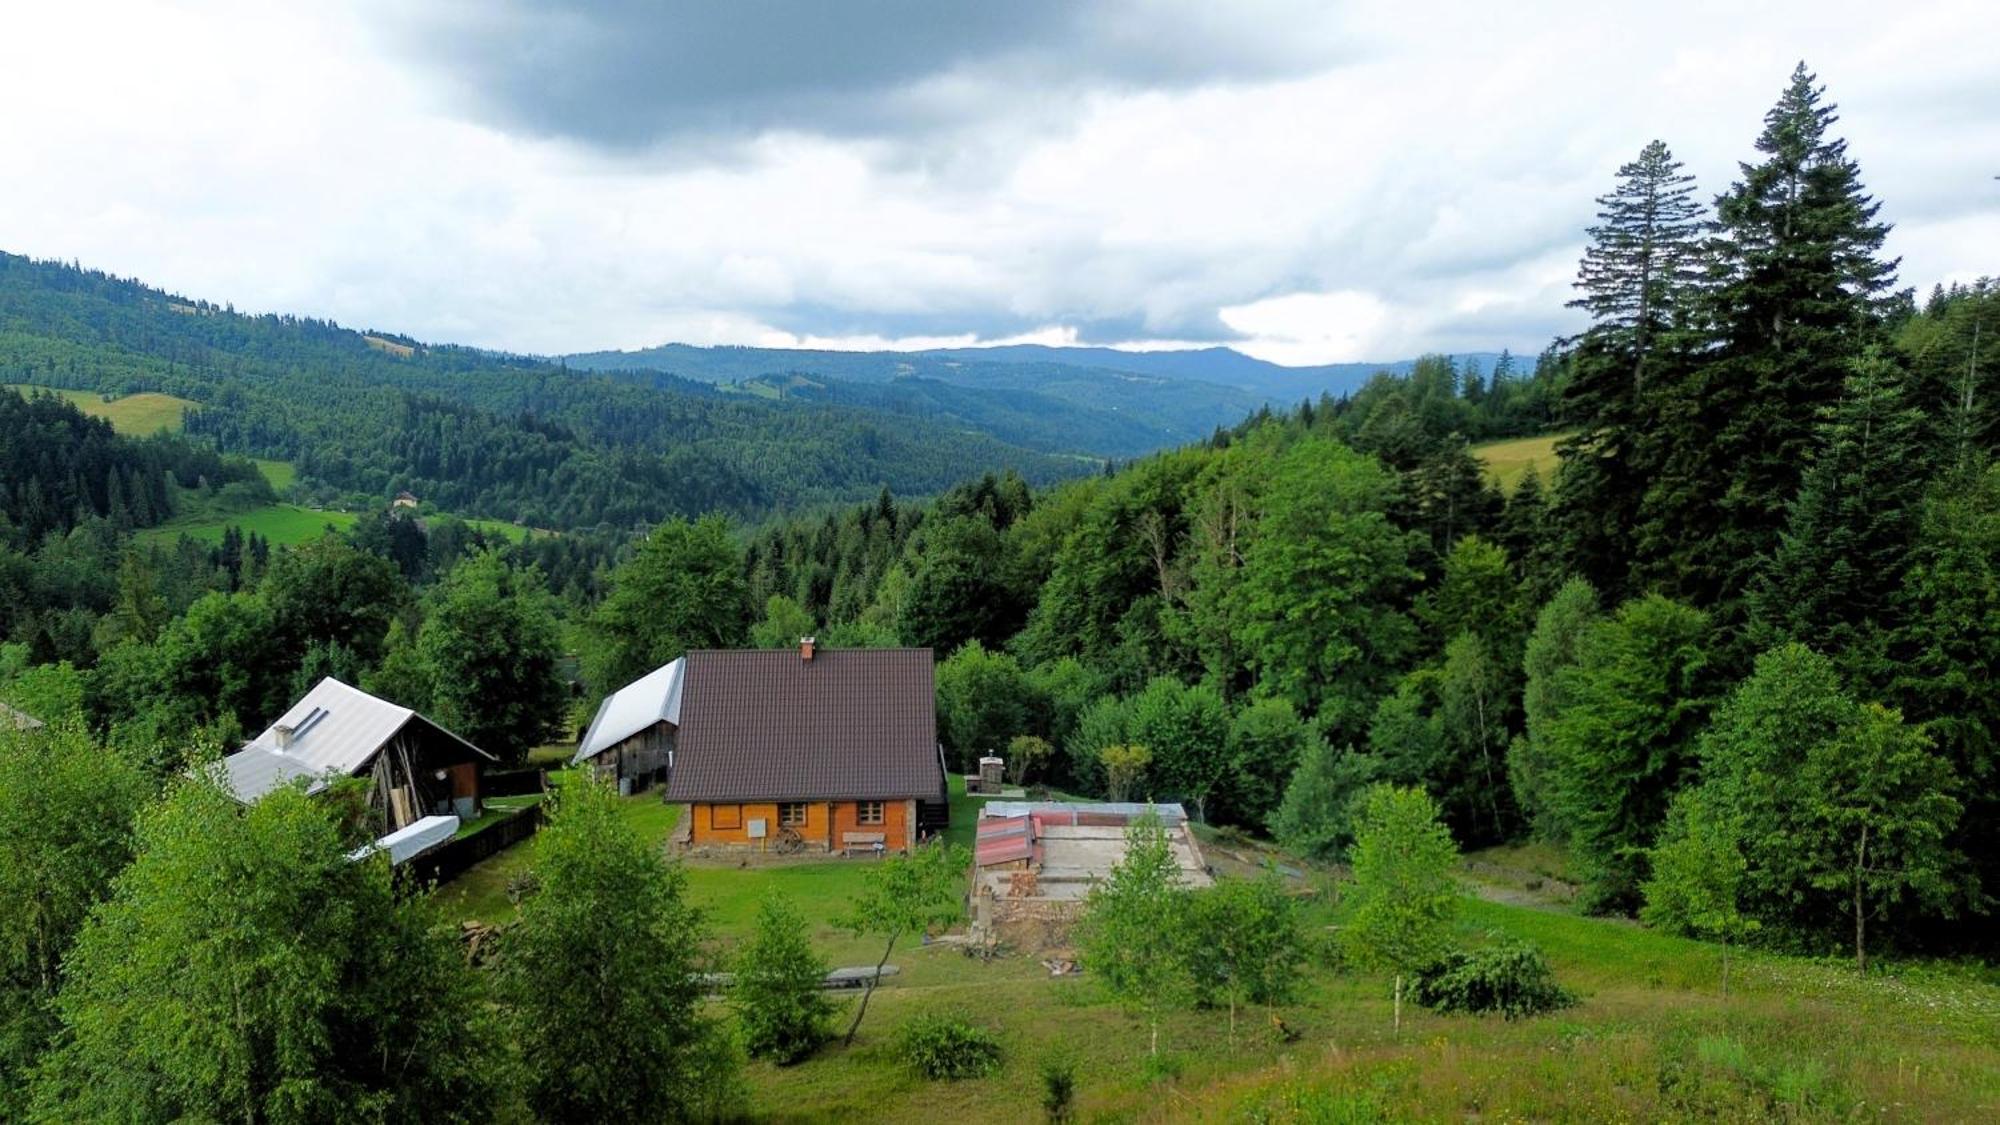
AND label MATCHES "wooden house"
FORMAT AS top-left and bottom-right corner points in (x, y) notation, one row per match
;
(665, 642), (948, 854)
(215, 678), (495, 832)
(571, 657), (683, 791)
